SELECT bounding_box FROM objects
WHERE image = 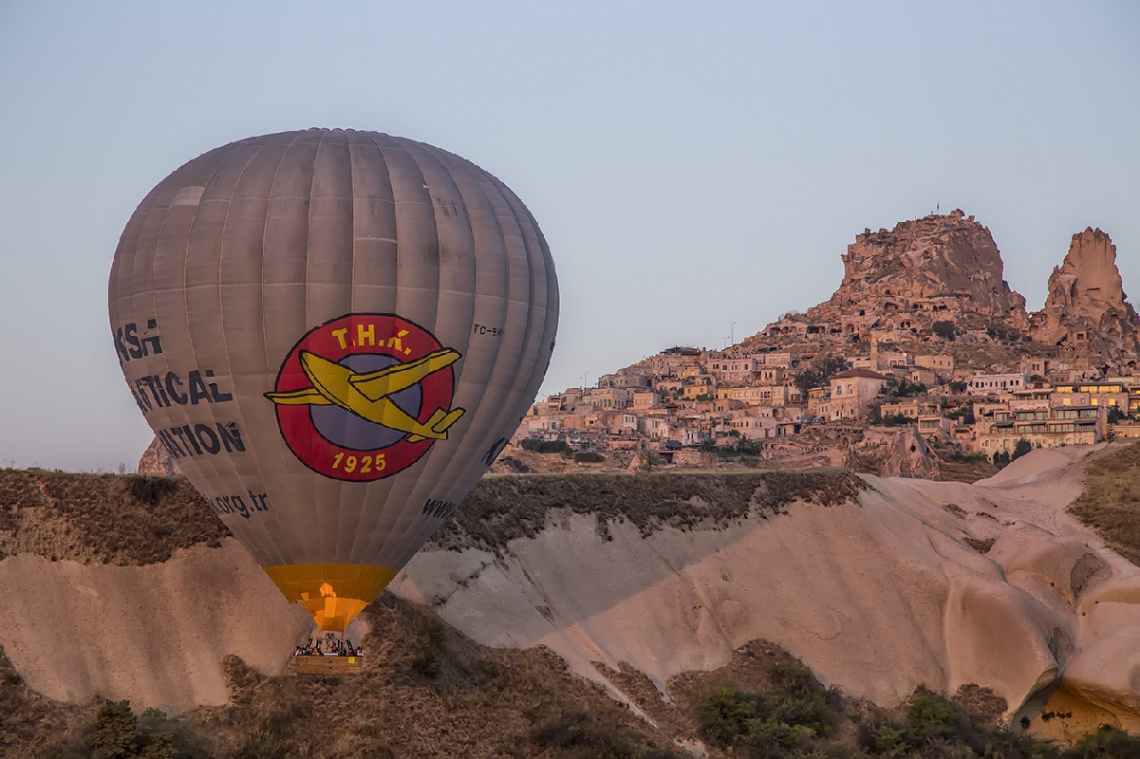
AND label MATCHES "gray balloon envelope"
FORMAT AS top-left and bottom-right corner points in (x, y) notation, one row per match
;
(108, 129), (558, 631)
